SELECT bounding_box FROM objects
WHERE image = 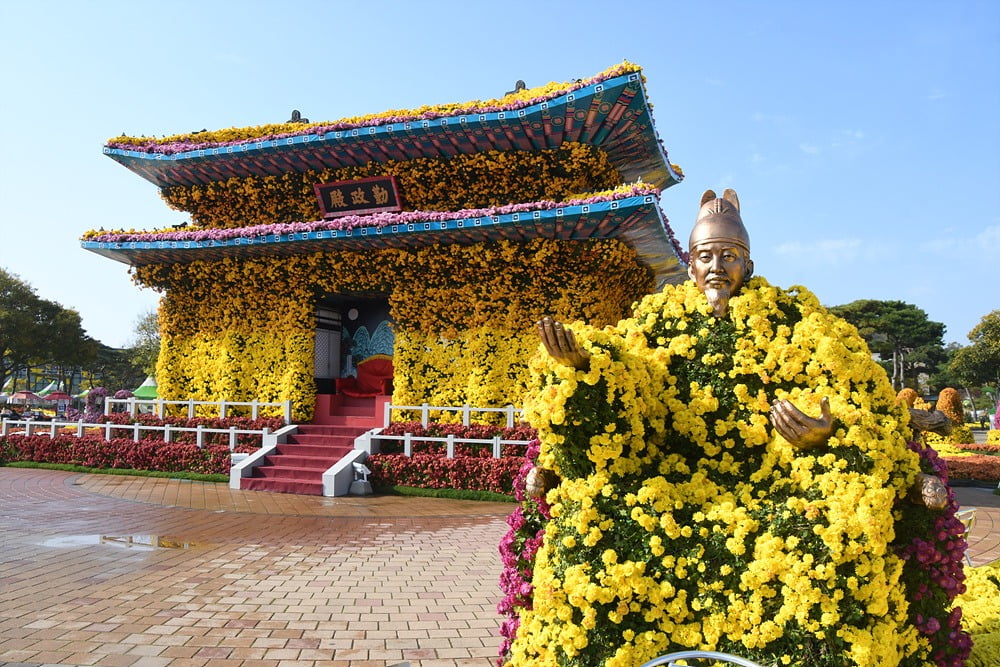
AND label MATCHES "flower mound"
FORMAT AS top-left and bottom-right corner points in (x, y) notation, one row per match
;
(506, 277), (965, 667)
